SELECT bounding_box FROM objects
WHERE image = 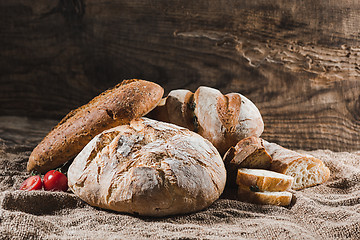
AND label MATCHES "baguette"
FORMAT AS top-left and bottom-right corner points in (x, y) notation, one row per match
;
(236, 168), (294, 192)
(263, 140), (330, 190)
(237, 185), (293, 206)
(147, 86), (264, 155)
(223, 136), (272, 185)
(27, 79), (164, 173)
